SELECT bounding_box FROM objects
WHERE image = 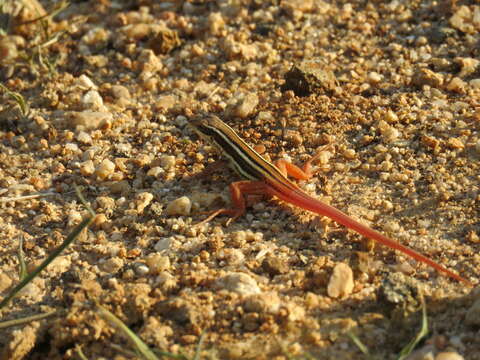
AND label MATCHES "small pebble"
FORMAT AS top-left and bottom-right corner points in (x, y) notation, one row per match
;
(101, 257), (124, 273)
(156, 271), (177, 291)
(160, 155), (176, 170)
(446, 138), (464, 150)
(165, 196), (191, 216)
(368, 71), (383, 83)
(111, 84), (131, 99)
(146, 253), (171, 274)
(207, 12), (225, 36)
(217, 272), (261, 296)
(446, 77), (466, 94)
(69, 111), (112, 130)
(76, 131), (93, 145)
(327, 263), (354, 298)
(82, 90), (104, 110)
(75, 74), (97, 90)
(135, 192), (154, 213)
(96, 159), (116, 180)
(135, 264), (150, 276)
(154, 238), (172, 252)
(228, 92), (259, 118)
(79, 160), (95, 176)
(435, 352), (464, 360)
(155, 95), (176, 111)
(243, 292), (281, 314)
(469, 79), (480, 89)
